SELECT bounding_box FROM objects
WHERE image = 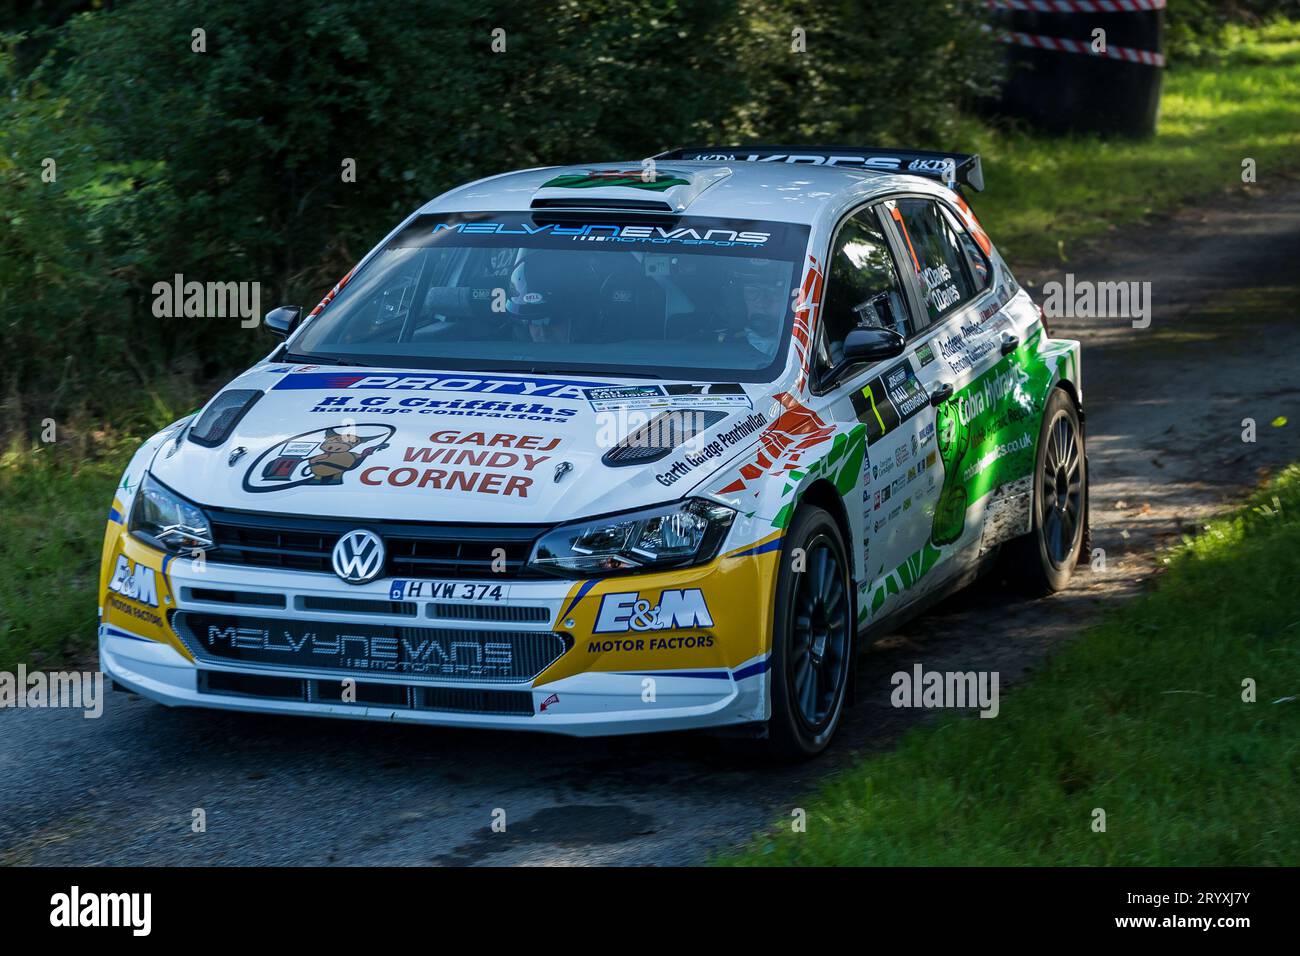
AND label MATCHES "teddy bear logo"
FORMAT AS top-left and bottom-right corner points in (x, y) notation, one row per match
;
(306, 428), (387, 485)
(245, 424), (395, 493)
